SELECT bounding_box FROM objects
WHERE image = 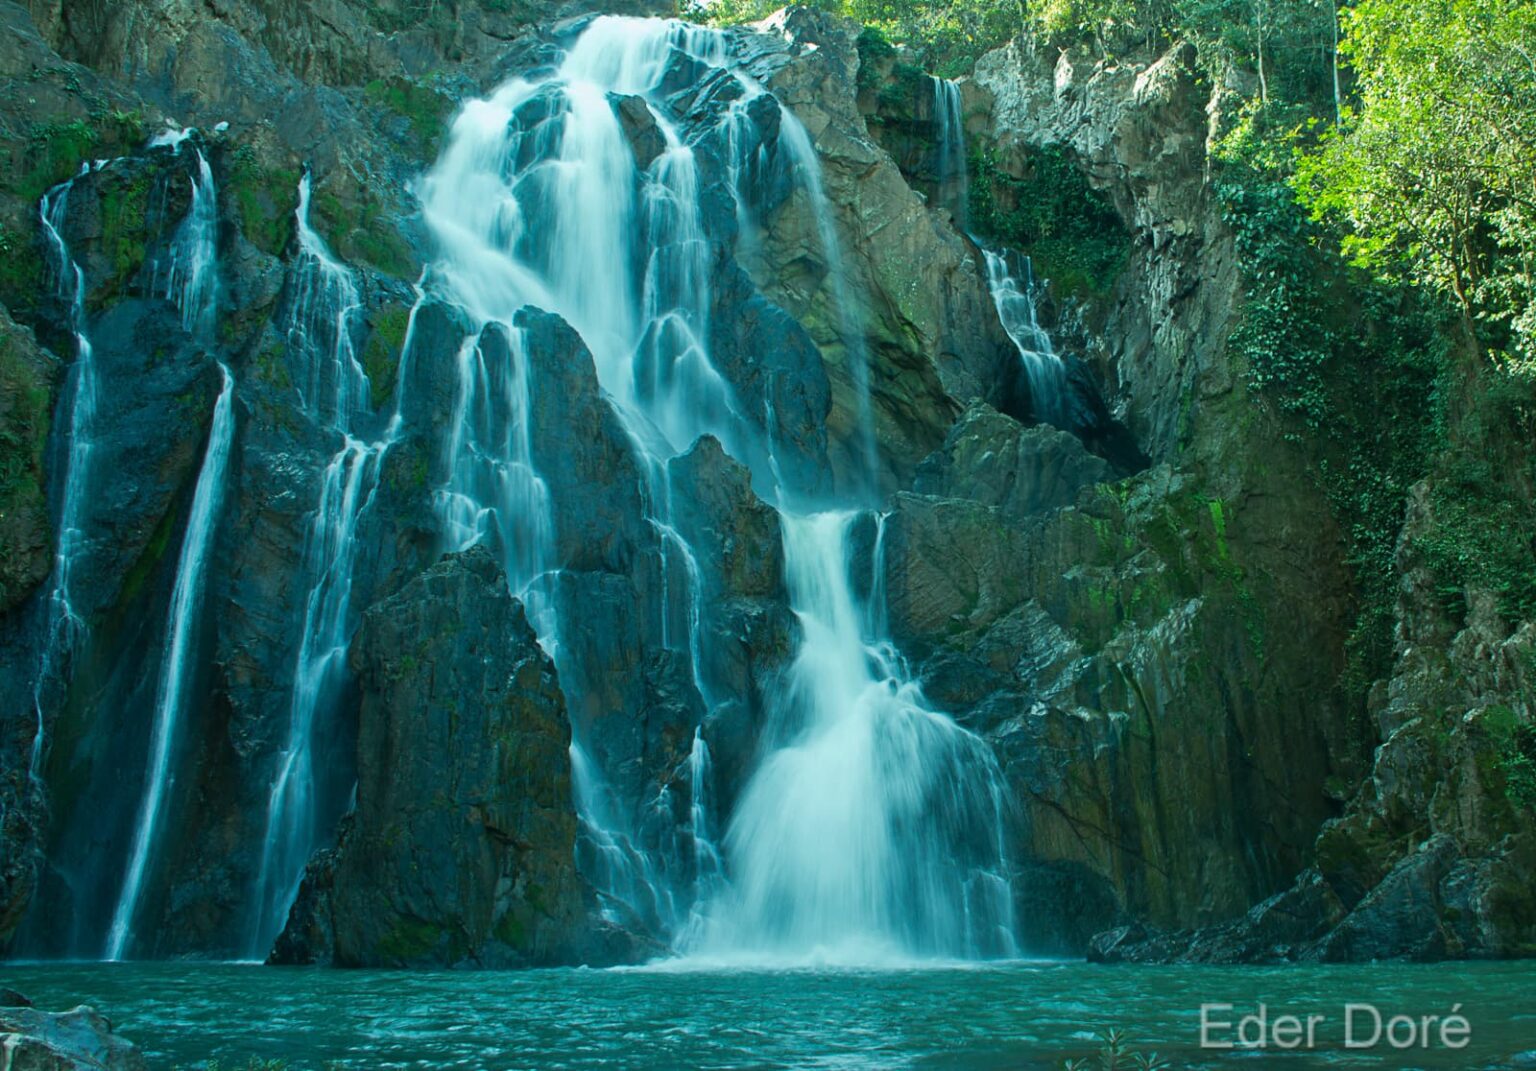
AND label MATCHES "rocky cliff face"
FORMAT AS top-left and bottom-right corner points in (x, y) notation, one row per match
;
(270, 546), (600, 968)
(0, 0), (1529, 967)
(963, 36), (1536, 959)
